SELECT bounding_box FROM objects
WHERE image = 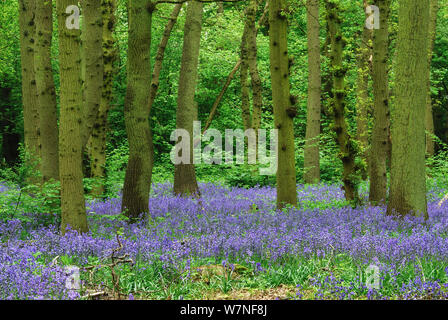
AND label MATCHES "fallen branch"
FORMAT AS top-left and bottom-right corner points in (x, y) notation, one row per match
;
(438, 193), (448, 207)
(81, 291), (106, 299)
(81, 234), (134, 299)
